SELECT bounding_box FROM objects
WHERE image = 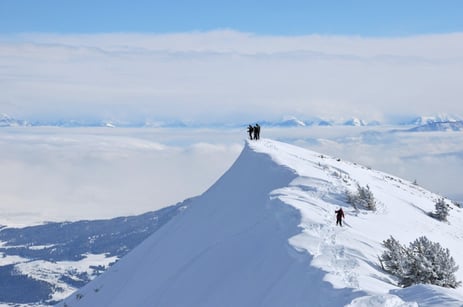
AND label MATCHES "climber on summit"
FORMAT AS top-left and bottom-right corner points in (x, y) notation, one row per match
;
(335, 208), (345, 226)
(253, 123), (260, 140)
(247, 124), (254, 140)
